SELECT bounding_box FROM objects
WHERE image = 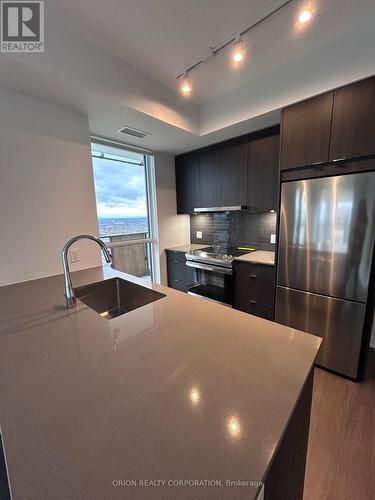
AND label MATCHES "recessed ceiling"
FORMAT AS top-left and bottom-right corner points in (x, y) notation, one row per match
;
(54, 0), (289, 104)
(0, 0), (375, 153)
